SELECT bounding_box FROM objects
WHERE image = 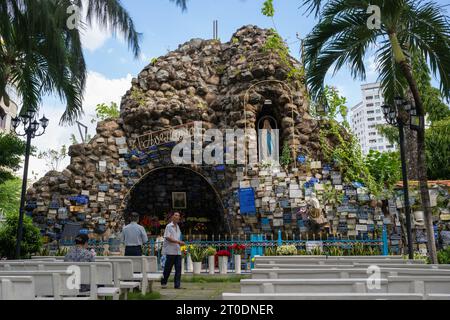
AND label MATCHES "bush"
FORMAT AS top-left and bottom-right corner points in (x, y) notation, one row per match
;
(438, 247), (450, 265)
(0, 213), (43, 259)
(205, 246), (217, 256)
(189, 245), (206, 262)
(276, 245), (297, 256)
